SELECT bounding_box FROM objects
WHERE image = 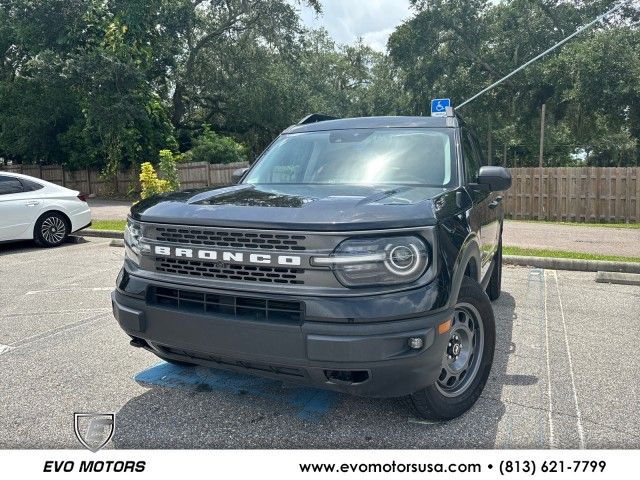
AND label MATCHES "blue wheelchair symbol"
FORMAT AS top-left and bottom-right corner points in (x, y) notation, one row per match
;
(431, 98), (451, 117)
